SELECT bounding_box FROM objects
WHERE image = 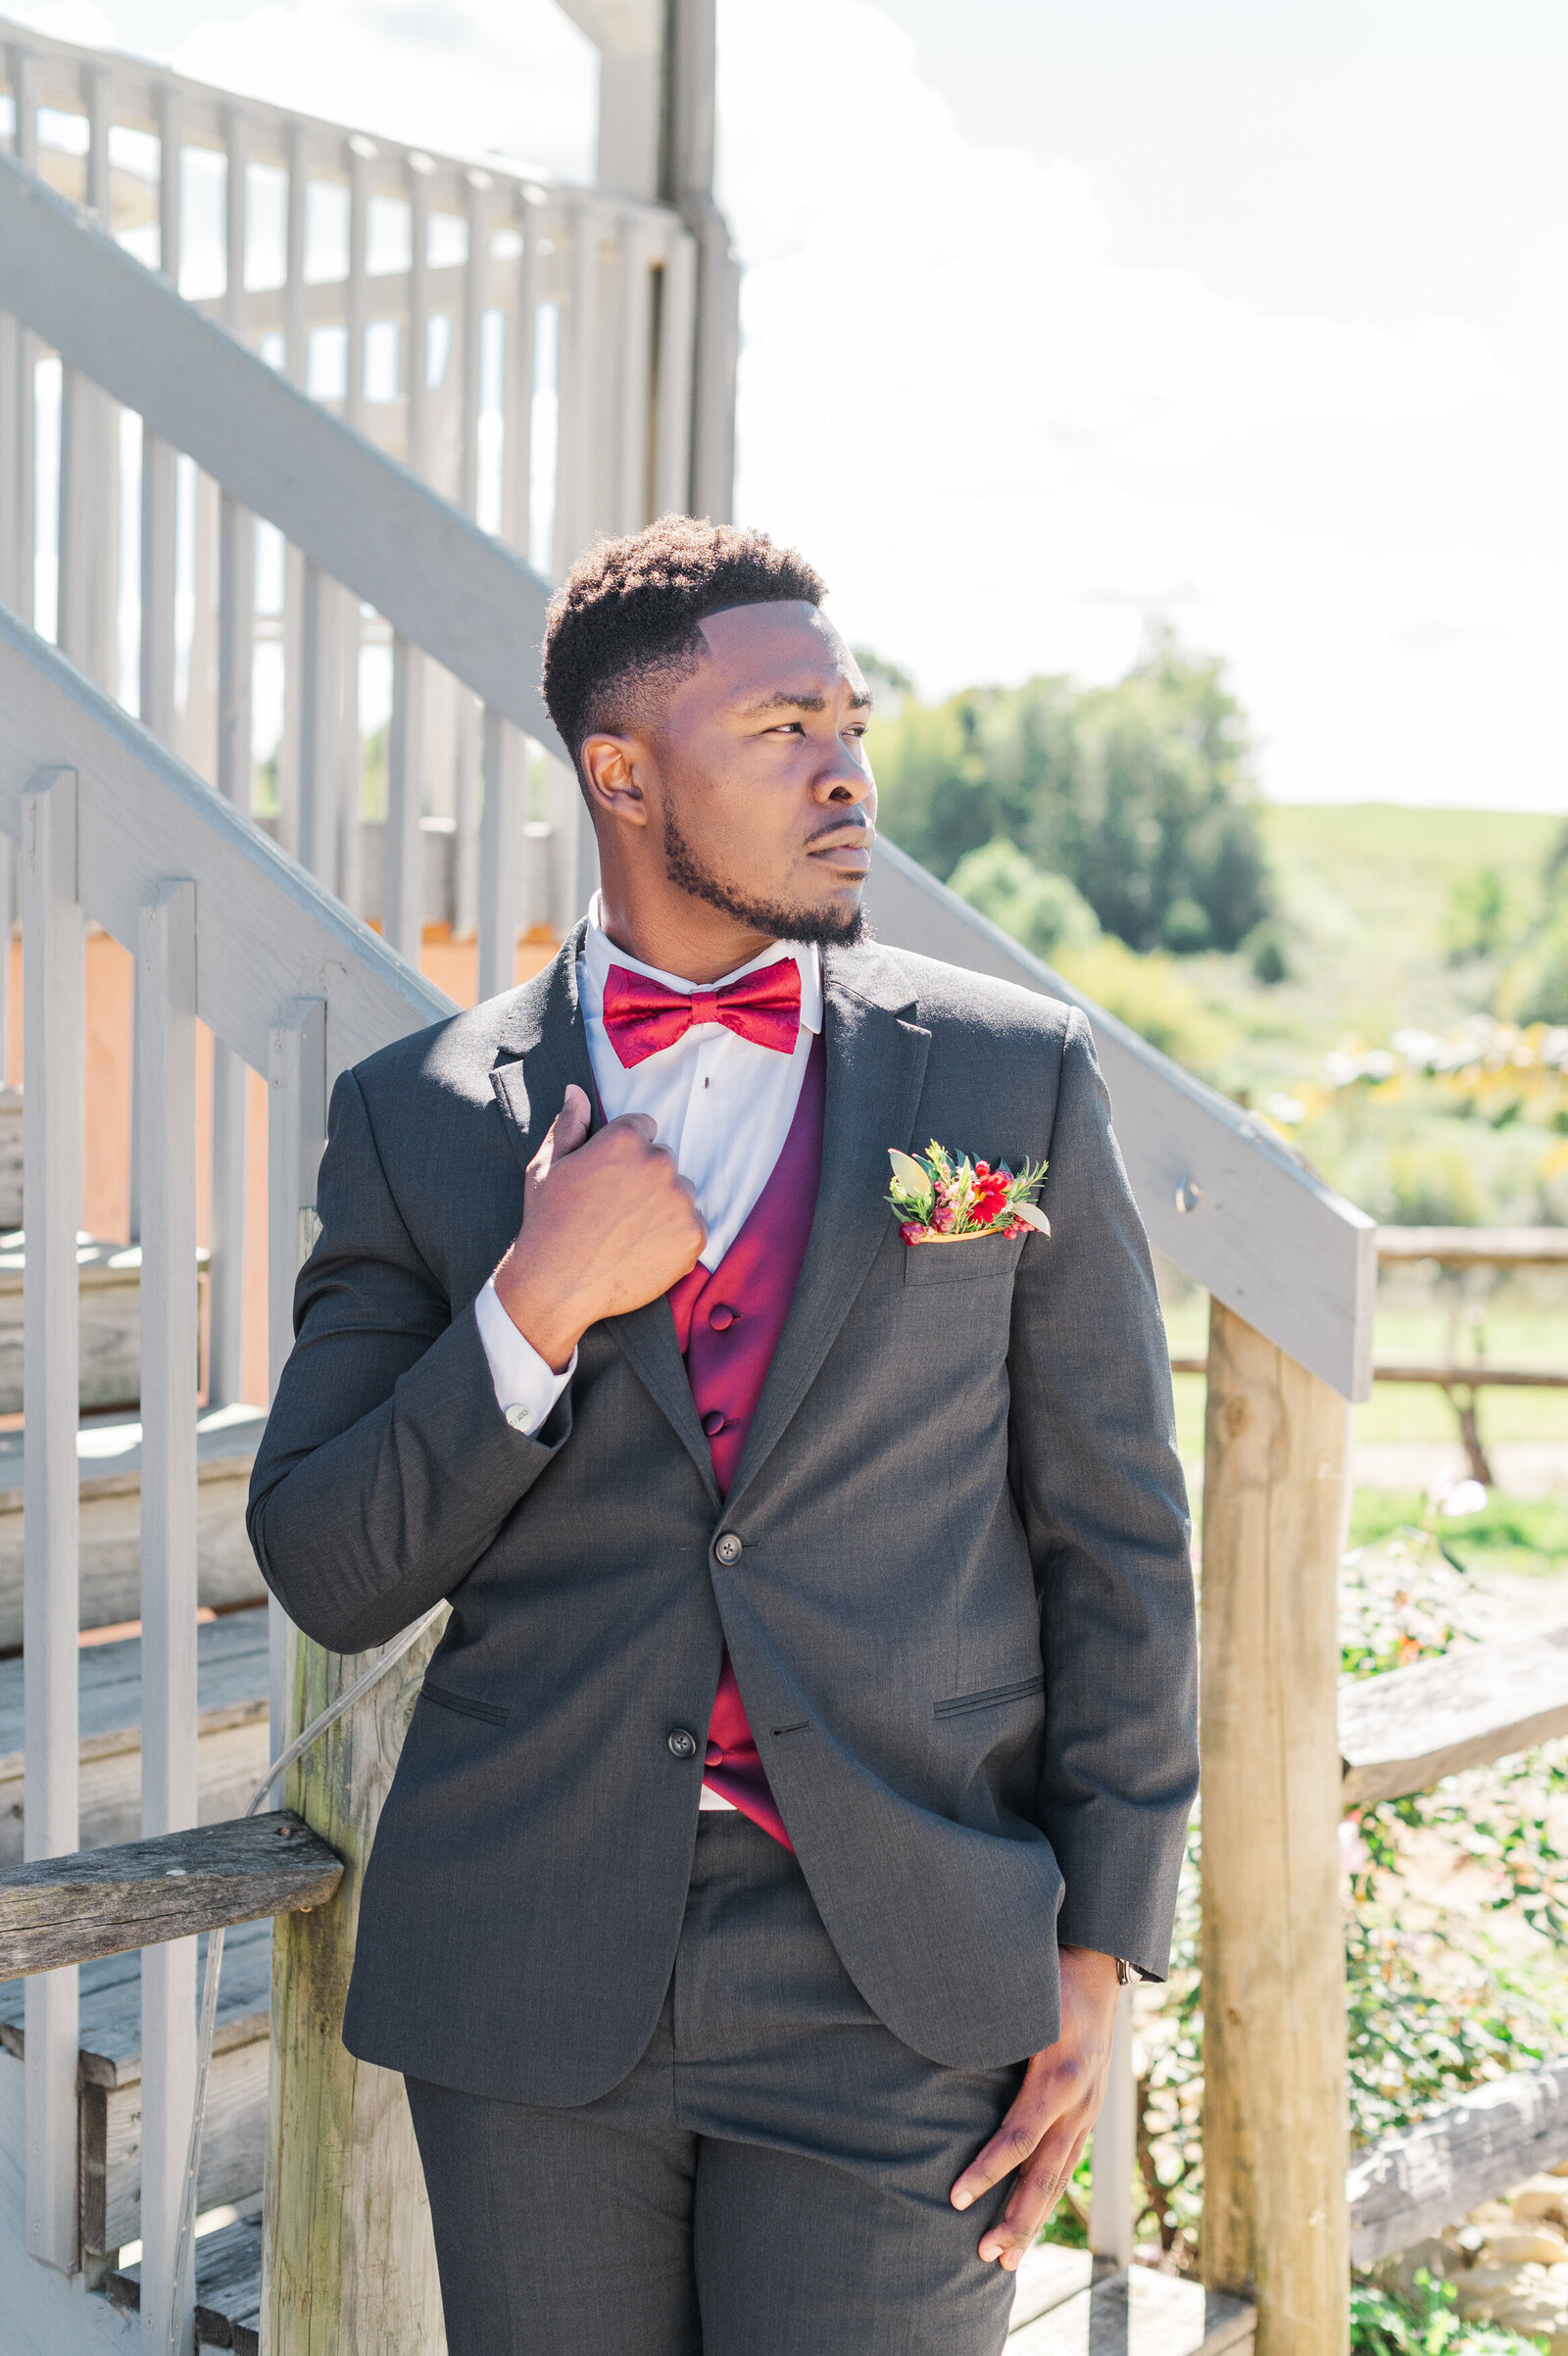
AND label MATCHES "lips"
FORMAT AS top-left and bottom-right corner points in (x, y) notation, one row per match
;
(807, 833), (872, 872)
